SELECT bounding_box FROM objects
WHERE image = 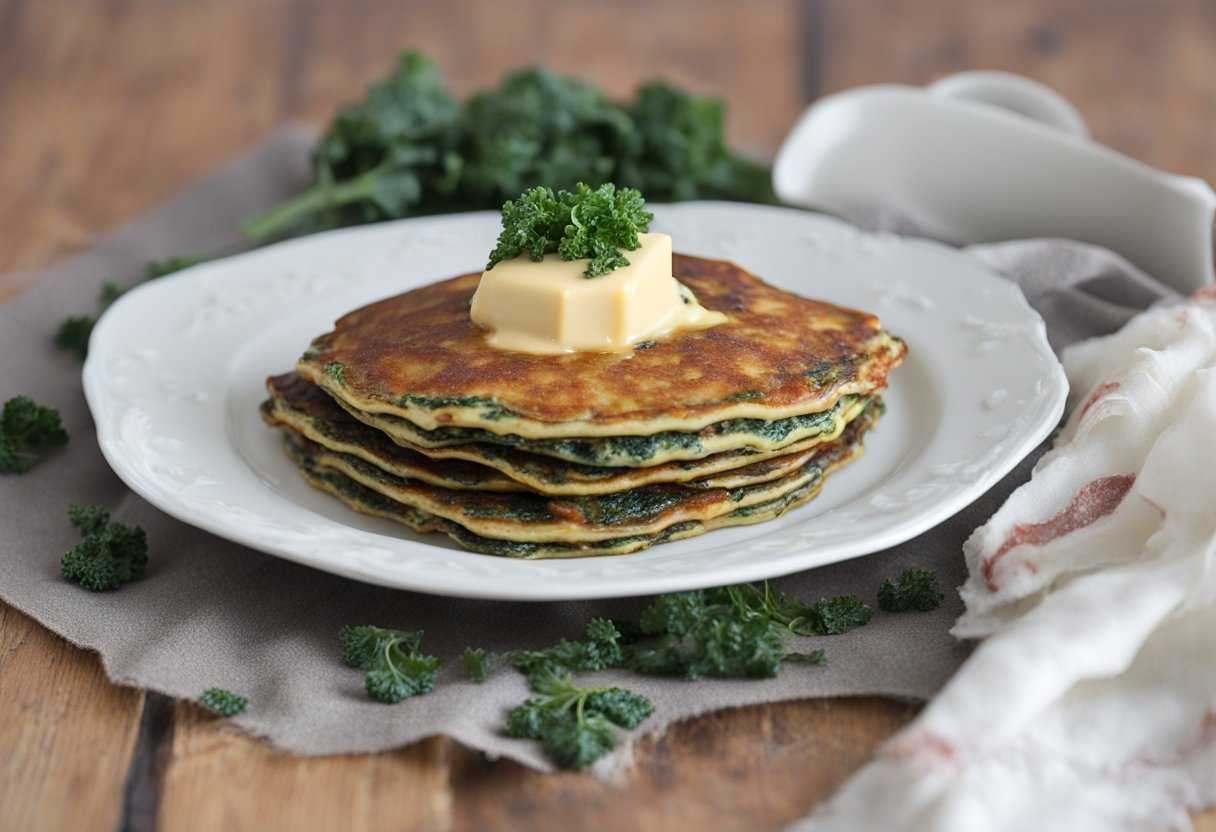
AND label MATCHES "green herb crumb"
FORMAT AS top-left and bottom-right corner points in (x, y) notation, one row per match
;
(511, 617), (625, 687)
(462, 647), (494, 682)
(878, 568), (945, 613)
(323, 362), (346, 386)
(200, 688), (248, 717)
